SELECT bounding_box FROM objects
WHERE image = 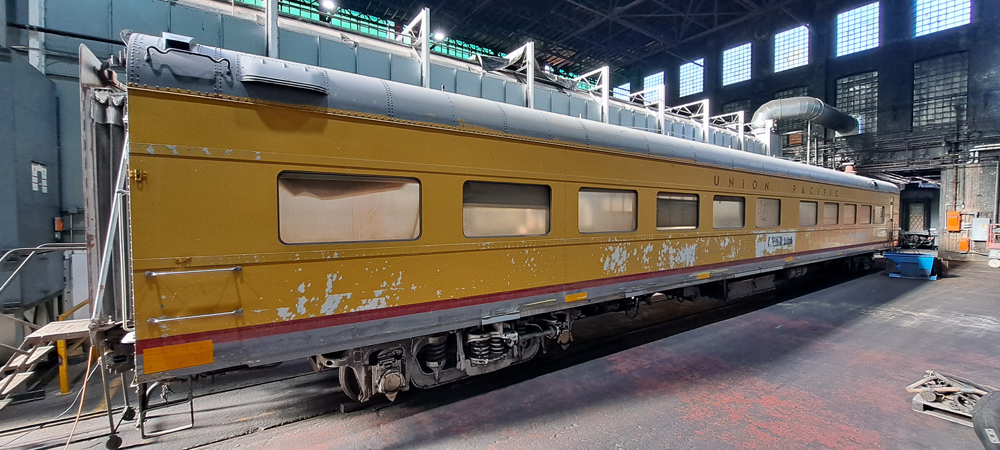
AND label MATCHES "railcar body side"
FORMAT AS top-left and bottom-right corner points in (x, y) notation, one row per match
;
(85, 35), (900, 397)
